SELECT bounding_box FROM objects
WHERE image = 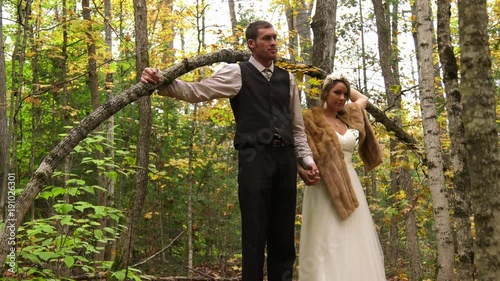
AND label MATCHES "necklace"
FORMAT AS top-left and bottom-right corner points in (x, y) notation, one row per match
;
(334, 115), (343, 127)
(327, 116), (340, 127)
(333, 119), (339, 127)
